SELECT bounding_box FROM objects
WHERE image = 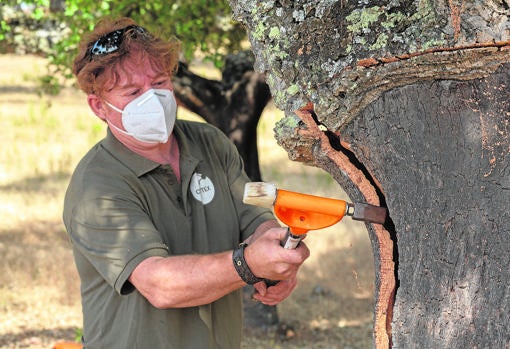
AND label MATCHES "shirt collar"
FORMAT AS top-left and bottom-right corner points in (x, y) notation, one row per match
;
(102, 121), (198, 177)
